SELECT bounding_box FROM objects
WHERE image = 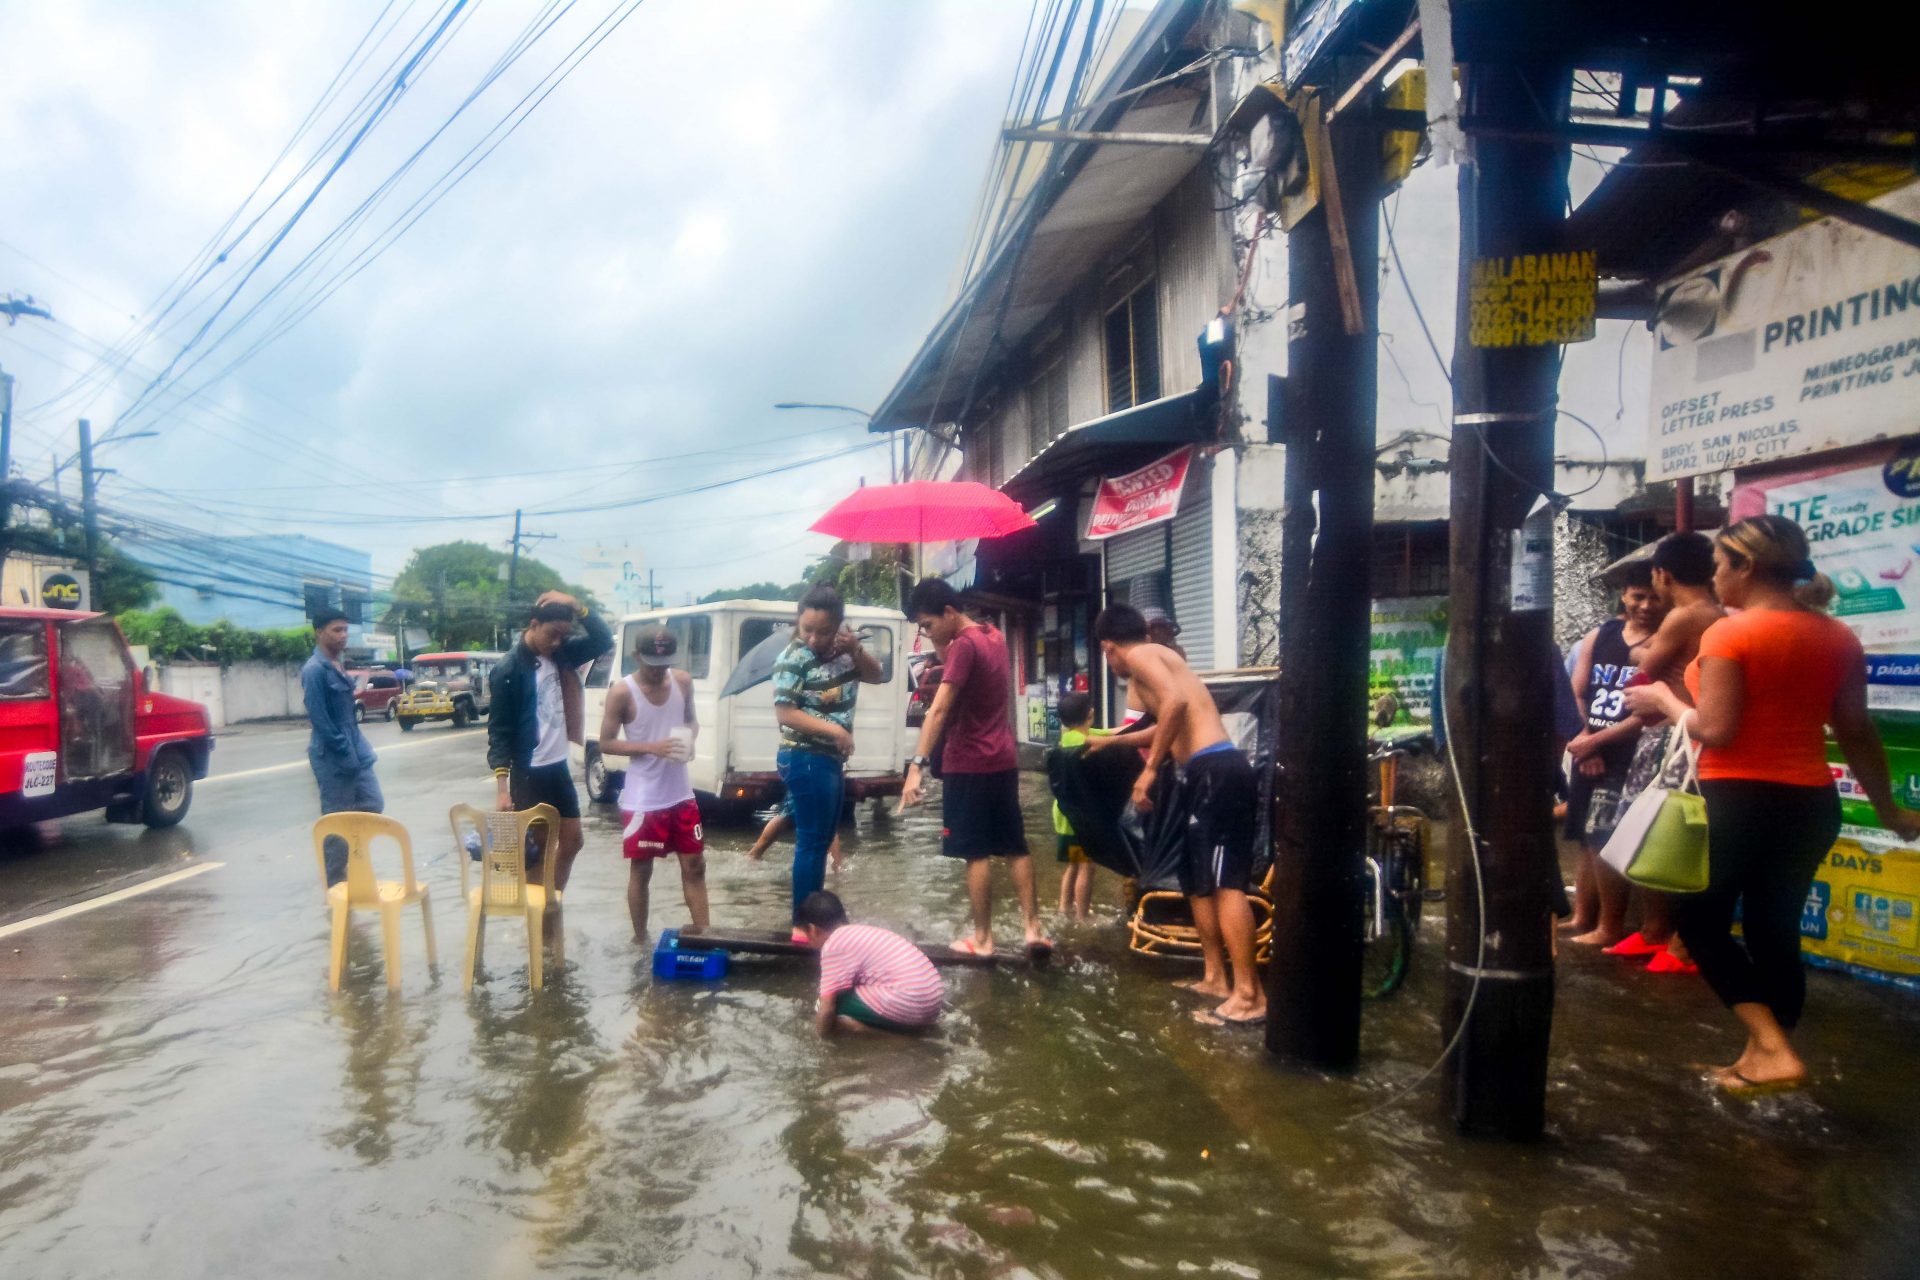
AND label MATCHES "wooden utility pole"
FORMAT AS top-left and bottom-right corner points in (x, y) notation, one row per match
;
(1439, 56), (1572, 1140)
(1265, 88), (1381, 1071)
